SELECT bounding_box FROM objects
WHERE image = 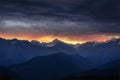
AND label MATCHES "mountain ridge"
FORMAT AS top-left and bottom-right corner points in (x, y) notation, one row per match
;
(0, 38), (120, 66)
